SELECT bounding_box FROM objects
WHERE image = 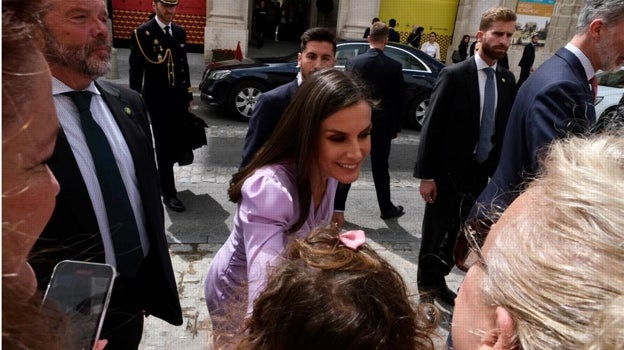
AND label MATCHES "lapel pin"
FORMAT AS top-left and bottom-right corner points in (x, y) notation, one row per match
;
(145, 30), (150, 36)
(124, 106), (132, 116)
(502, 77), (506, 83)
